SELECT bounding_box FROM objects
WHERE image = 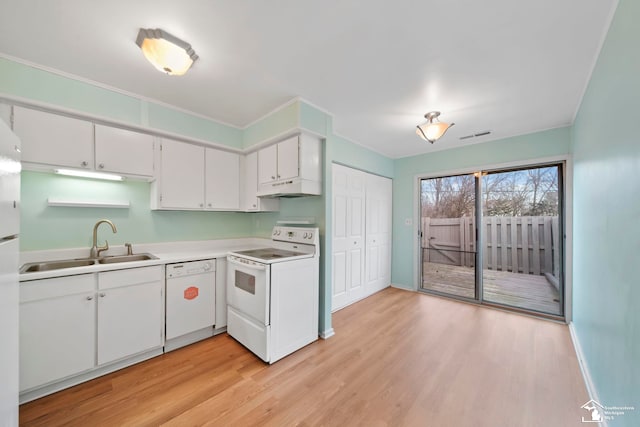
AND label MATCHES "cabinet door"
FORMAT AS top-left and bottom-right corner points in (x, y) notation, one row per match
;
(20, 276), (96, 391)
(276, 136), (299, 181)
(242, 152), (279, 212)
(13, 106), (93, 169)
(205, 148), (240, 209)
(159, 139), (205, 209)
(243, 151), (260, 211)
(97, 281), (163, 365)
(94, 125), (154, 176)
(258, 144), (278, 185)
